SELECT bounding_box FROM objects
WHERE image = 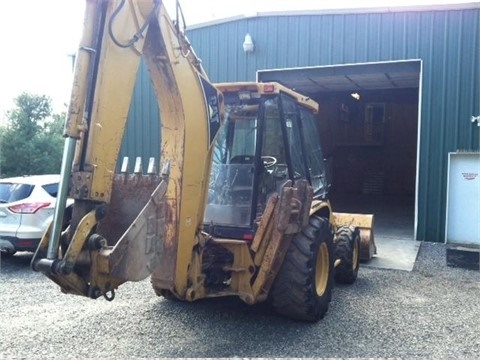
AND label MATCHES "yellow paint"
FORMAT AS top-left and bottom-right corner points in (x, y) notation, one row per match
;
(315, 242), (329, 296)
(332, 212), (374, 230)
